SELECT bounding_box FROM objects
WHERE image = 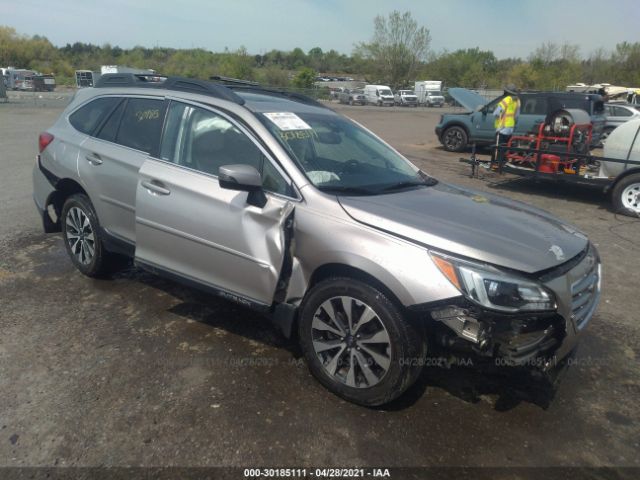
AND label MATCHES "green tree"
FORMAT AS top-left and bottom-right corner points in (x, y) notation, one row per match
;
(292, 67), (316, 89)
(355, 11), (431, 88)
